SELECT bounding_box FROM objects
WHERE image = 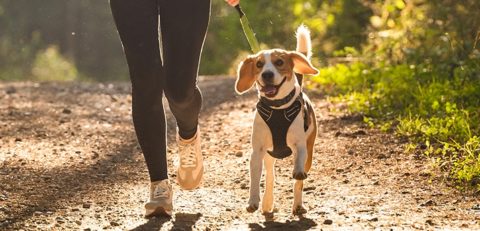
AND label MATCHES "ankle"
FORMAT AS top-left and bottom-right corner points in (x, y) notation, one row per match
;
(178, 127), (198, 141)
(178, 132), (198, 144)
